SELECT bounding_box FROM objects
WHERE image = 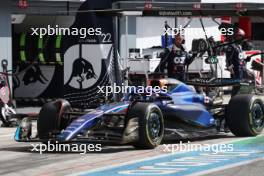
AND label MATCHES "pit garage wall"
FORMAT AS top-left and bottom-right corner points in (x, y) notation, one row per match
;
(119, 17), (175, 58)
(0, 1), (12, 91)
(13, 0), (118, 108)
(119, 16), (222, 76)
(11, 1), (264, 106)
(119, 15), (264, 79)
(12, 15), (75, 100)
(119, 17), (221, 57)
